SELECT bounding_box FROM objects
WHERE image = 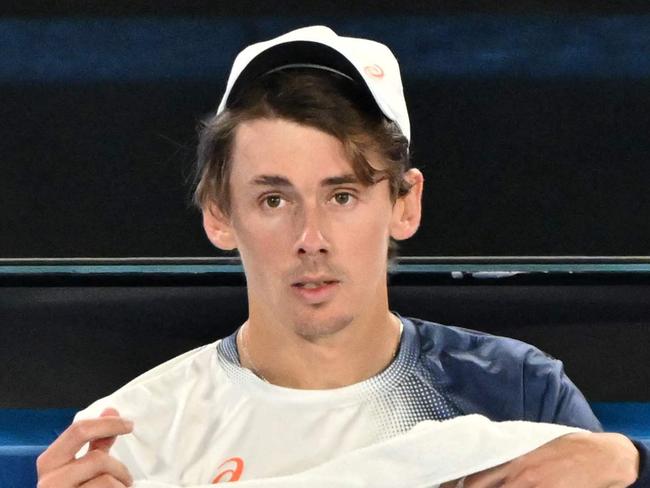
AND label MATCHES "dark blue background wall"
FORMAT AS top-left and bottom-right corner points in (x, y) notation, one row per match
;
(2, 6), (649, 258)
